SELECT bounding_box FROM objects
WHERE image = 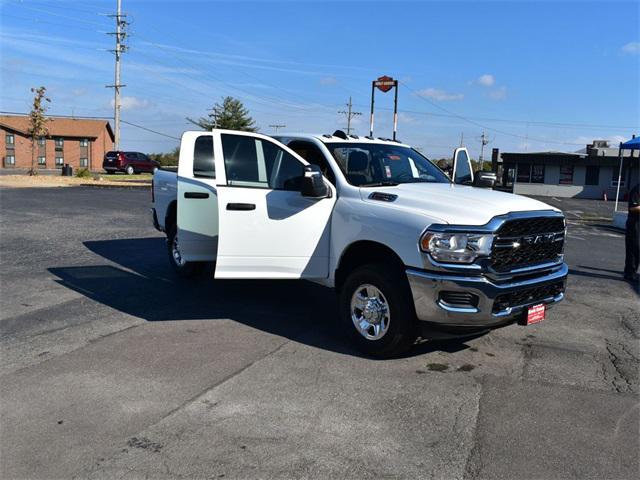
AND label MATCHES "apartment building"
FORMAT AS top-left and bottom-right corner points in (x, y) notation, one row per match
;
(0, 115), (114, 172)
